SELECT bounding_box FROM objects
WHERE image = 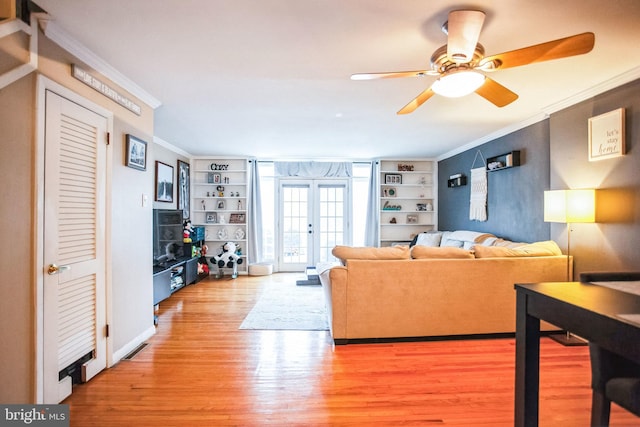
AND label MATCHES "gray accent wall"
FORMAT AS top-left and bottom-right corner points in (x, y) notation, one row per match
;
(438, 78), (640, 278)
(438, 121), (551, 243)
(549, 79), (640, 277)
